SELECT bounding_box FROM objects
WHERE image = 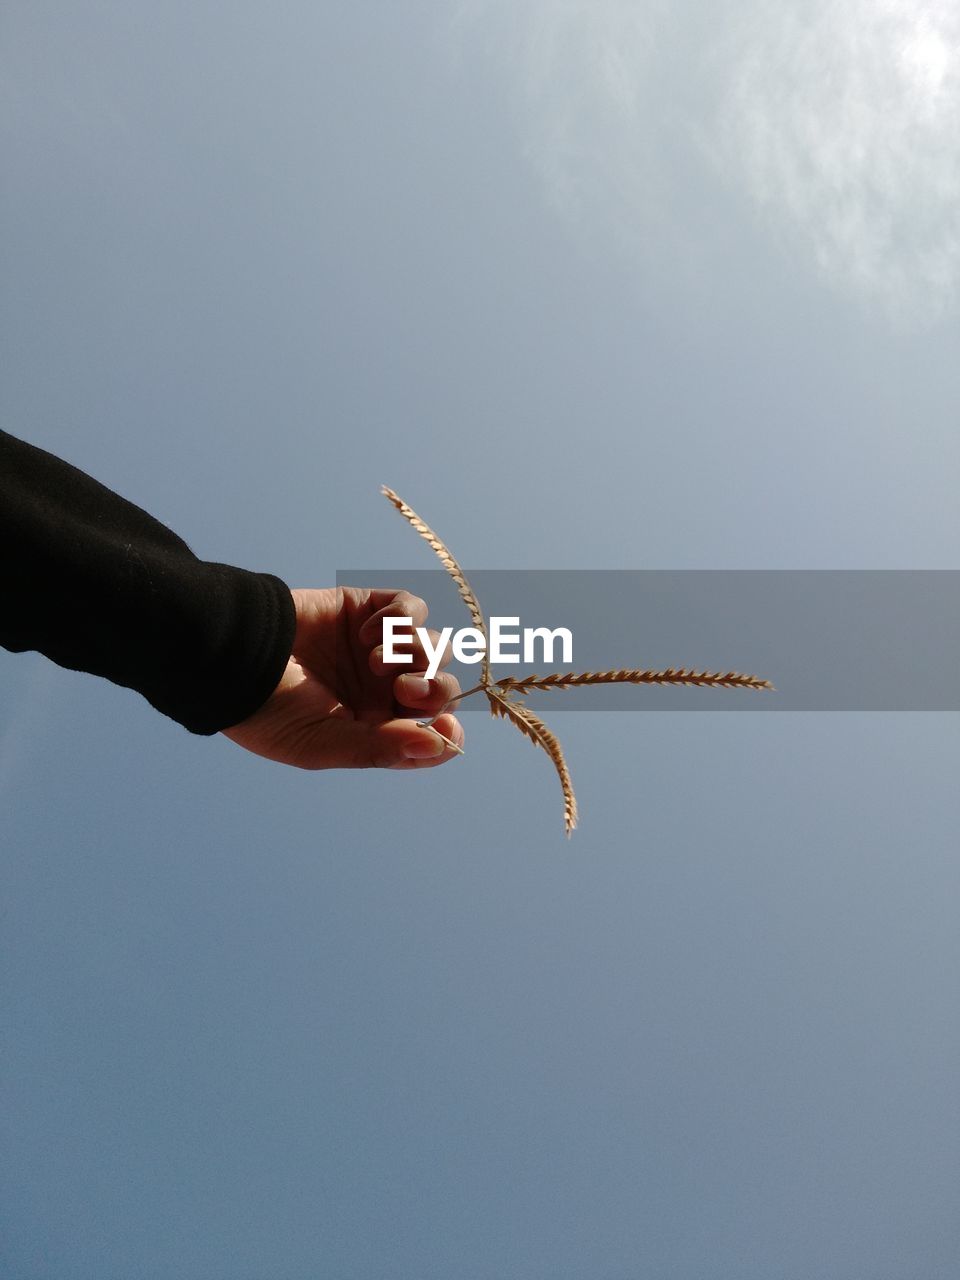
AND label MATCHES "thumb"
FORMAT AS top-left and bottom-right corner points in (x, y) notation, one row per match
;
(324, 714), (464, 770)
